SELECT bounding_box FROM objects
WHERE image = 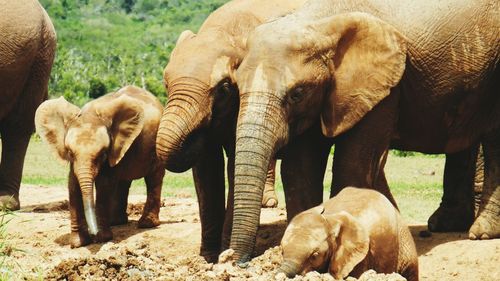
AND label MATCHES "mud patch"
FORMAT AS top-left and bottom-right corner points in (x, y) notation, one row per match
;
(21, 200), (69, 213)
